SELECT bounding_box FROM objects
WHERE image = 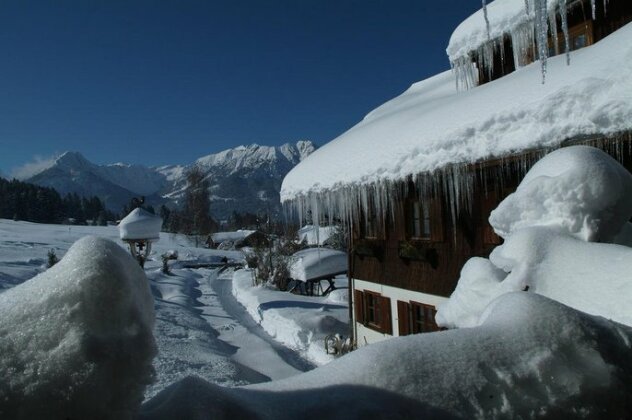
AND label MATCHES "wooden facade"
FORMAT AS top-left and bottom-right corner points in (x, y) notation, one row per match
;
(351, 135), (632, 340)
(477, 0), (632, 85)
(351, 162), (521, 298)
